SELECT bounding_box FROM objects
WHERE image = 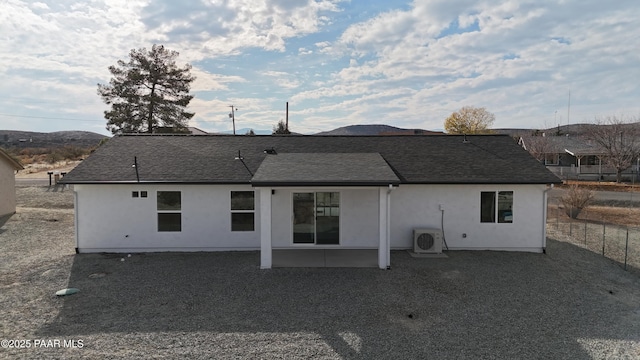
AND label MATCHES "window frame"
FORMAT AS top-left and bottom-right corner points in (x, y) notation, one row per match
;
(544, 153), (559, 165)
(157, 191), (182, 232)
(480, 191), (513, 224)
(231, 191), (255, 232)
(292, 191), (340, 245)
